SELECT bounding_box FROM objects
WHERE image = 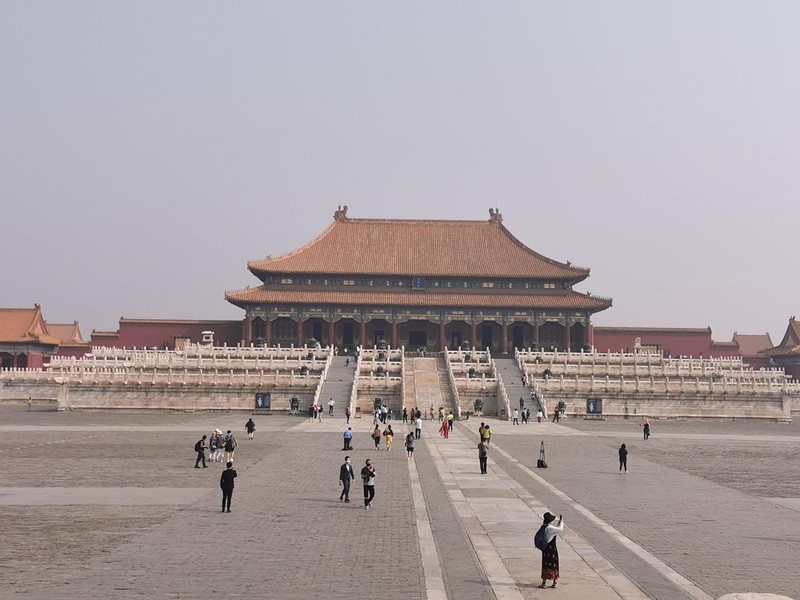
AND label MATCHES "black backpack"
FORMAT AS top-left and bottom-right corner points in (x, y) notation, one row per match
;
(194, 440), (203, 452)
(534, 524), (547, 550)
